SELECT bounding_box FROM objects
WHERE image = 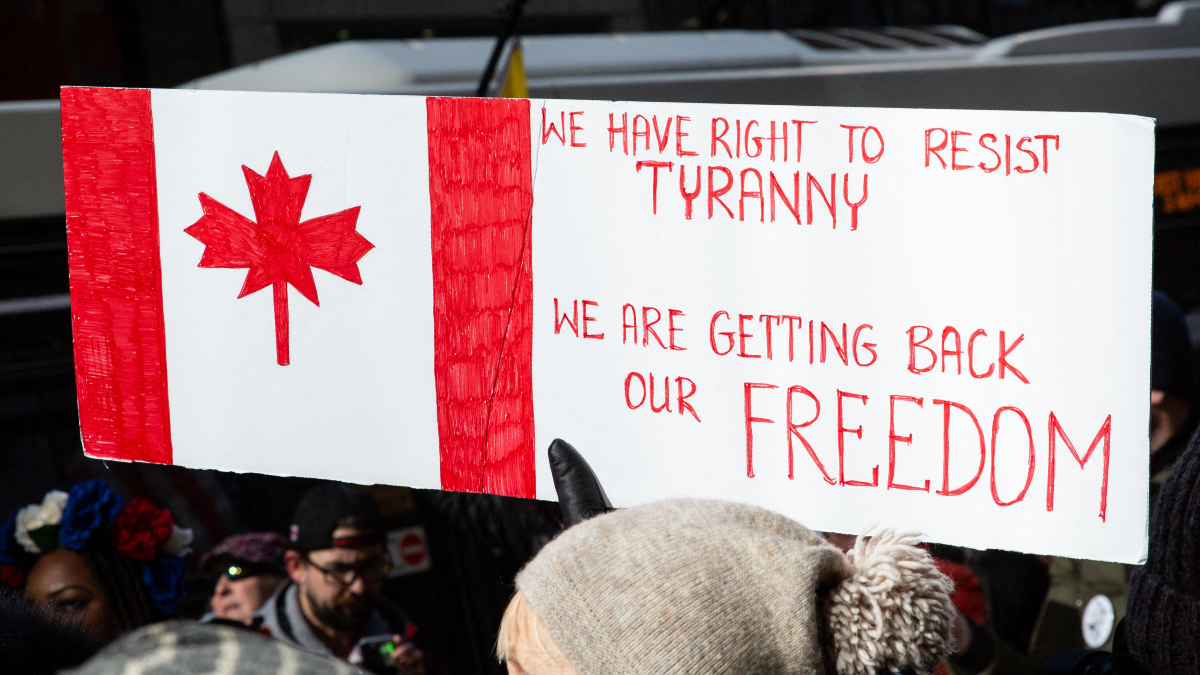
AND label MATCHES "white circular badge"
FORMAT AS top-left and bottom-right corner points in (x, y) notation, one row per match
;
(1081, 594), (1115, 648)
